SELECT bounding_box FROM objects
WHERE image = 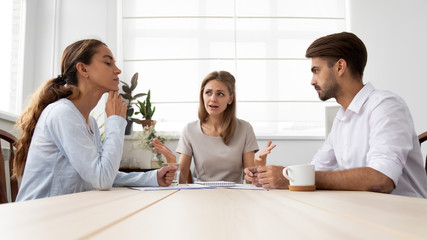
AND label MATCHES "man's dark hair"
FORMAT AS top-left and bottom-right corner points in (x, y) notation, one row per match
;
(305, 32), (368, 78)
